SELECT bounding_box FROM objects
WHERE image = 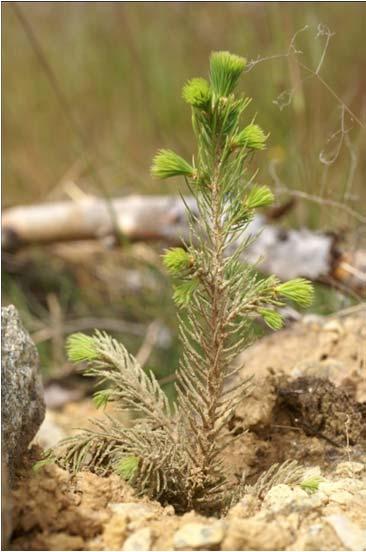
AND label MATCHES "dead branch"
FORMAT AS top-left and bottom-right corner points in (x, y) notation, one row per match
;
(2, 195), (365, 295)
